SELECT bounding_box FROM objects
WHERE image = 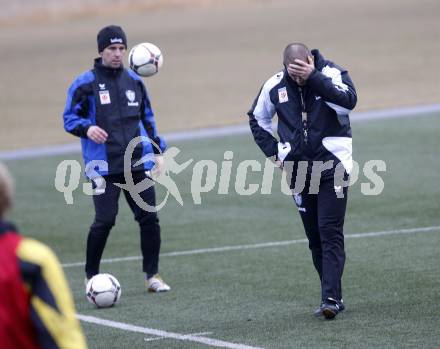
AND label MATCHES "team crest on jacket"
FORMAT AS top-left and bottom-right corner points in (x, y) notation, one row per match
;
(278, 87), (288, 103)
(293, 193), (302, 206)
(125, 90), (139, 106)
(293, 193), (306, 212)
